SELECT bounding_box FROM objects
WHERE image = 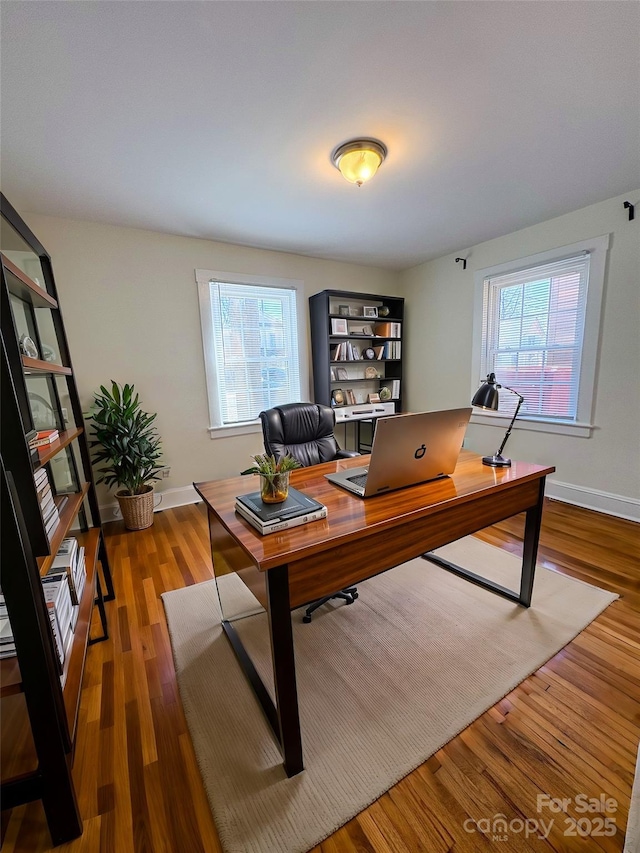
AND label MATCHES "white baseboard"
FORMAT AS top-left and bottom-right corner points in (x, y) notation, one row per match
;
(101, 480), (639, 524)
(100, 484), (201, 522)
(546, 478), (640, 522)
